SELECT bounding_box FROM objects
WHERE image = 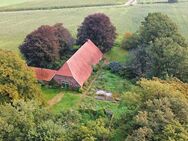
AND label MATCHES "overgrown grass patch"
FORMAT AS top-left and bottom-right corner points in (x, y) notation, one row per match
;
(79, 96), (127, 120)
(92, 70), (134, 95)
